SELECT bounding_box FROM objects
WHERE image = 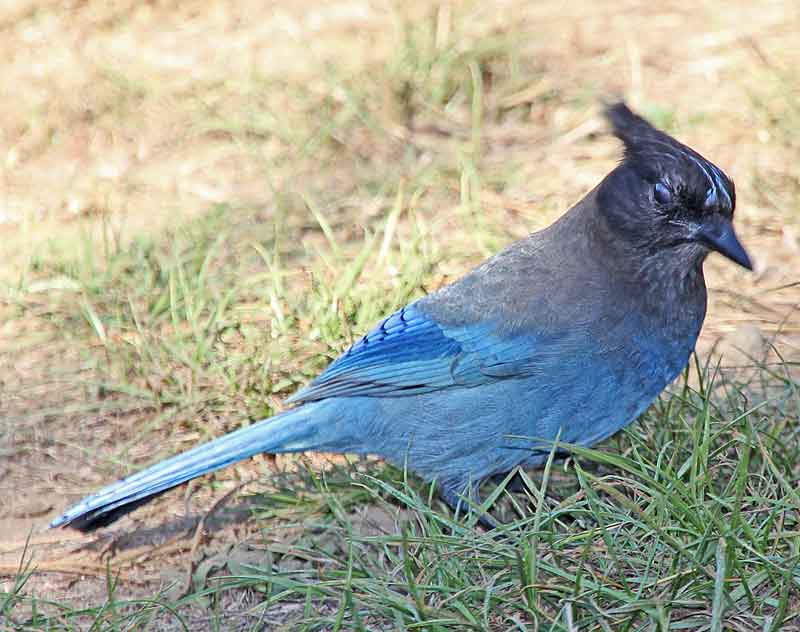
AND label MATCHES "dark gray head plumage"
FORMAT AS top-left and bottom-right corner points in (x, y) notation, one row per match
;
(597, 102), (751, 270)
